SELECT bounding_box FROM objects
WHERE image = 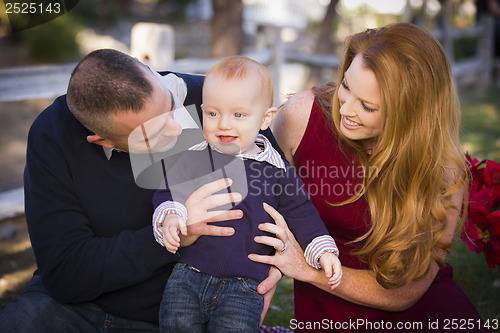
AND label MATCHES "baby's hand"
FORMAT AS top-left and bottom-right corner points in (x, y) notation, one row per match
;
(318, 252), (342, 290)
(161, 214), (187, 254)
